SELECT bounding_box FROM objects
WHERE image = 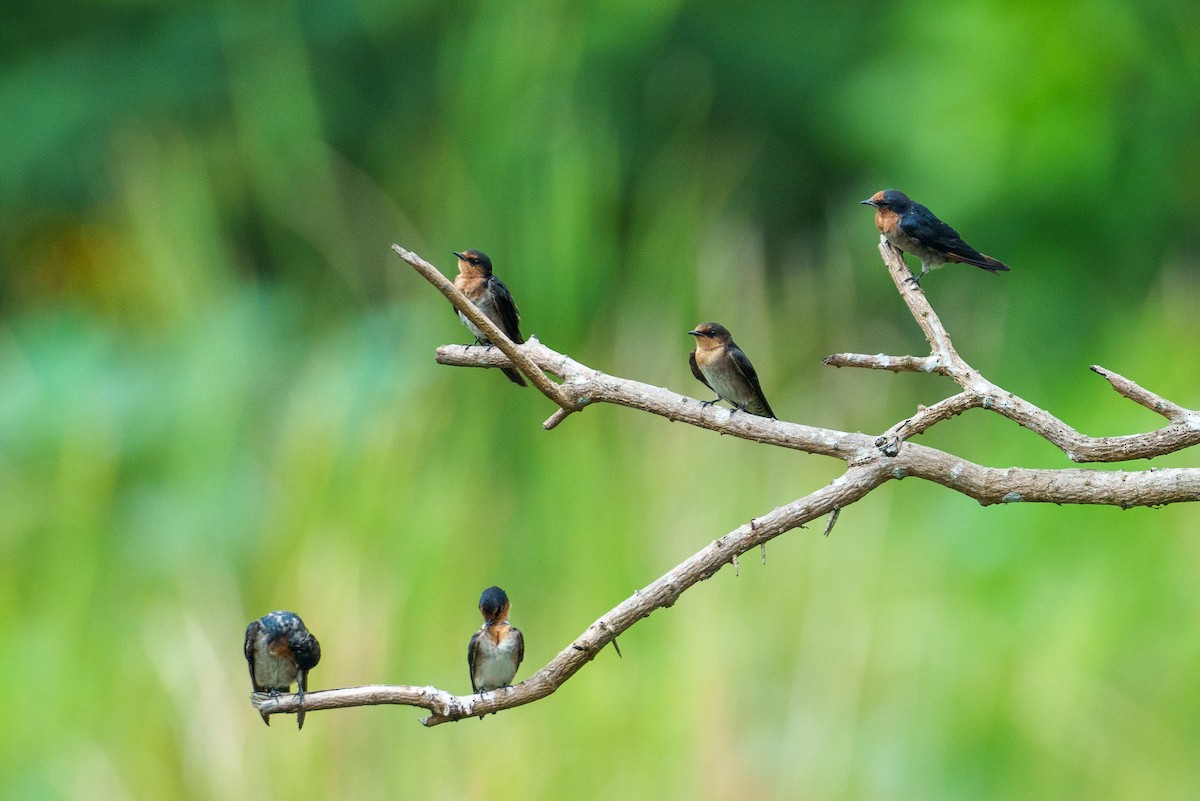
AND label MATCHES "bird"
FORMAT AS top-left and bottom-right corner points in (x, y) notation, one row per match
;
(452, 249), (527, 386)
(688, 322), (776, 418)
(244, 610), (321, 729)
(860, 189), (1010, 285)
(468, 586), (525, 695)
